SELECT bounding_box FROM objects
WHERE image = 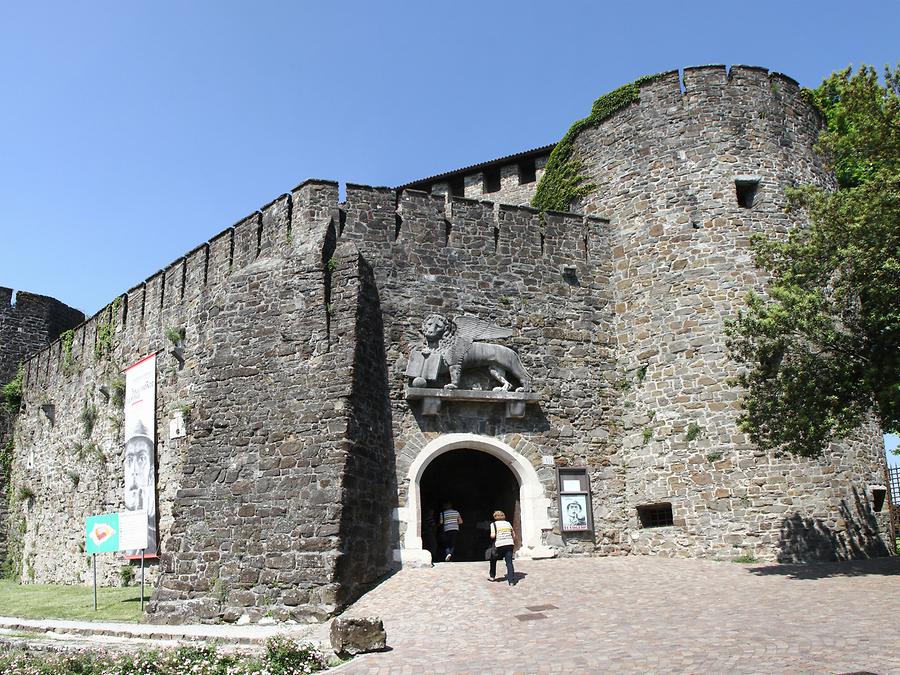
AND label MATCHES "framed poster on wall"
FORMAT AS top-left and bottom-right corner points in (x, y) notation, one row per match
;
(558, 467), (593, 533)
